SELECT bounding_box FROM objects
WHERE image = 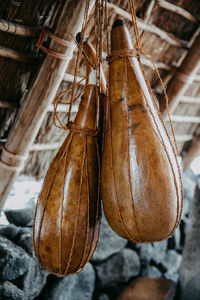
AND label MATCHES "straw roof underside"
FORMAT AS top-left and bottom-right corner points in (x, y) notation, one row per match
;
(0, 0), (200, 178)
